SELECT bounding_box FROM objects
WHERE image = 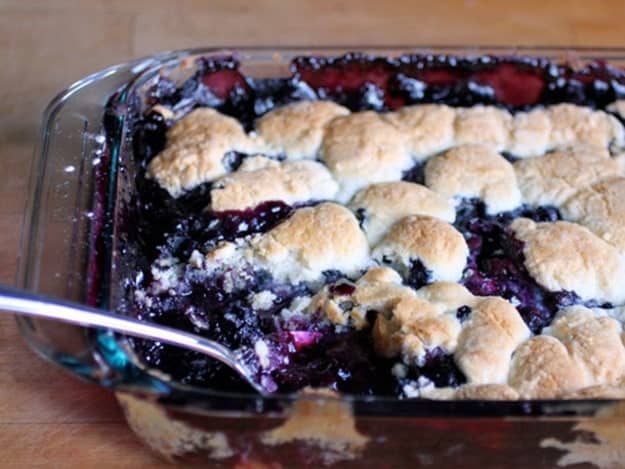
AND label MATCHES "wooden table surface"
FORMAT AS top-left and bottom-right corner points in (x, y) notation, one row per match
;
(1, 0), (624, 466)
